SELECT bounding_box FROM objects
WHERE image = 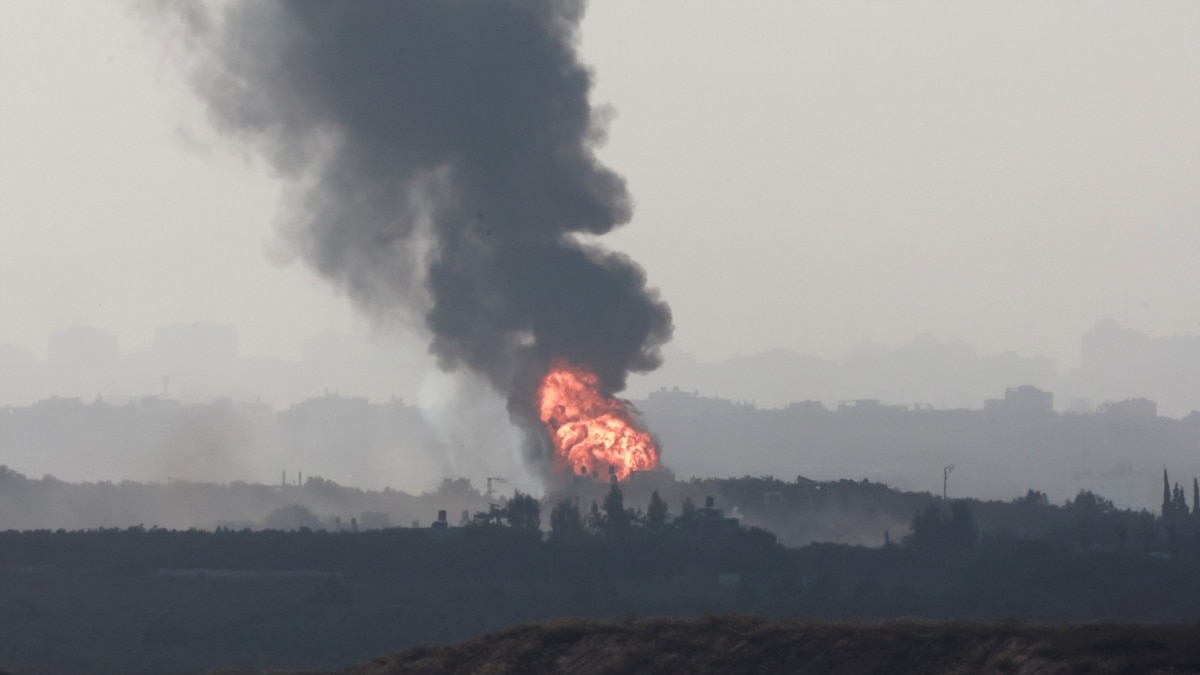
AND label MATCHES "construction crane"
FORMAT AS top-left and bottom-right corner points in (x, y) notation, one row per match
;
(486, 476), (508, 500)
